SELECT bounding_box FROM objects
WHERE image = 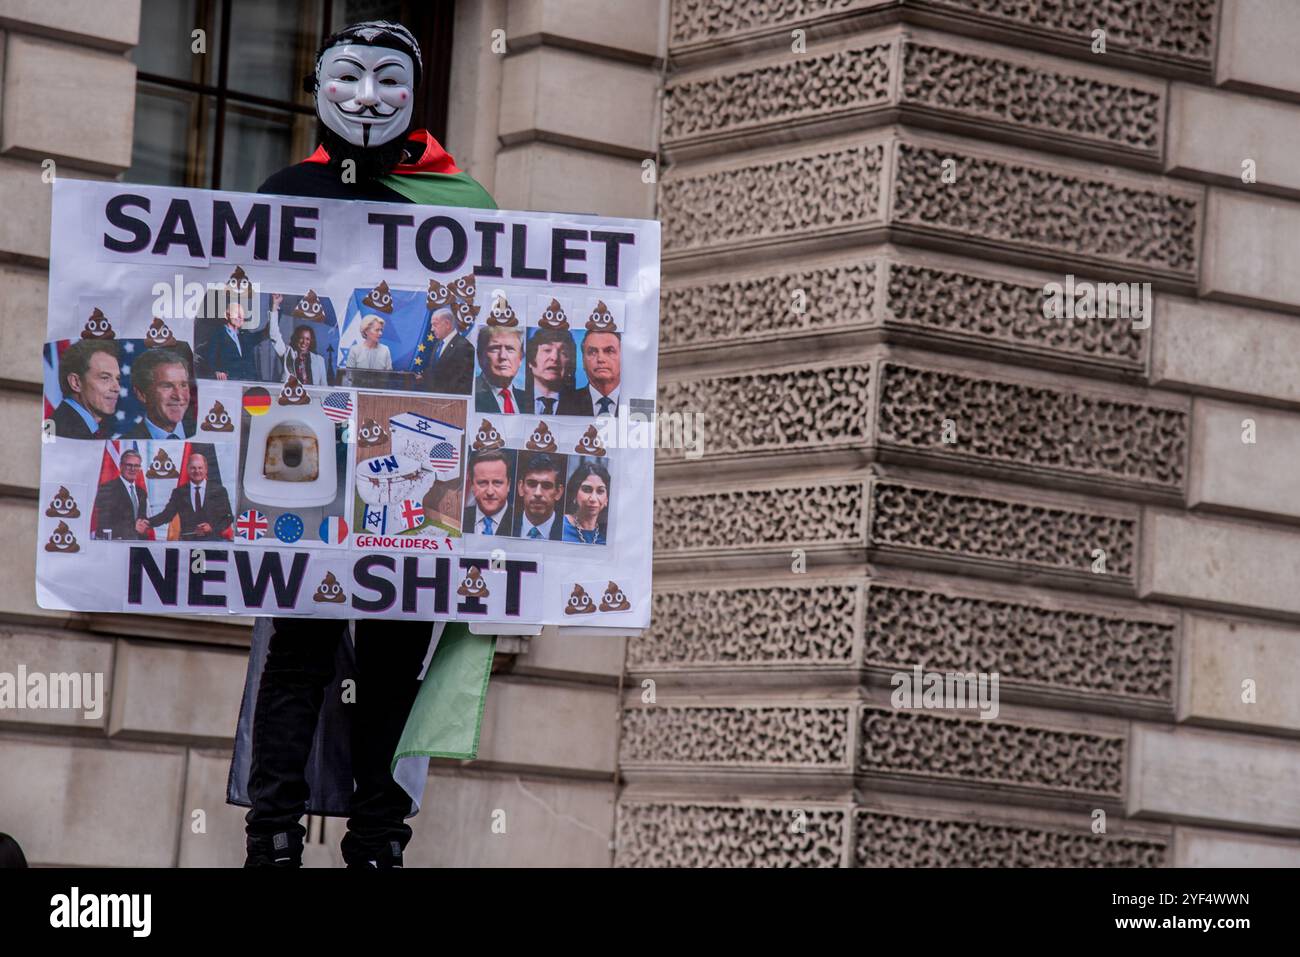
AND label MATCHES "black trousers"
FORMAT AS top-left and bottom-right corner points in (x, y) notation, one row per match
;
(245, 617), (431, 863)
